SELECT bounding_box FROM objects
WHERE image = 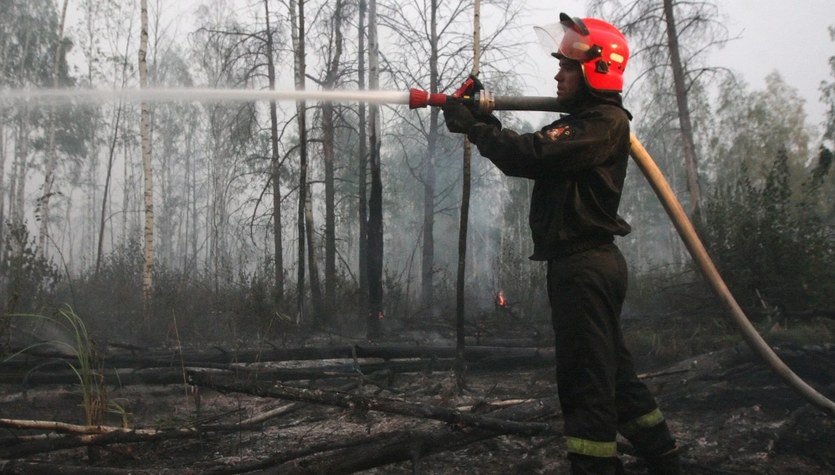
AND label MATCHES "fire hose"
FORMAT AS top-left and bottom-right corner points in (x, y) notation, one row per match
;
(410, 87), (835, 416)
